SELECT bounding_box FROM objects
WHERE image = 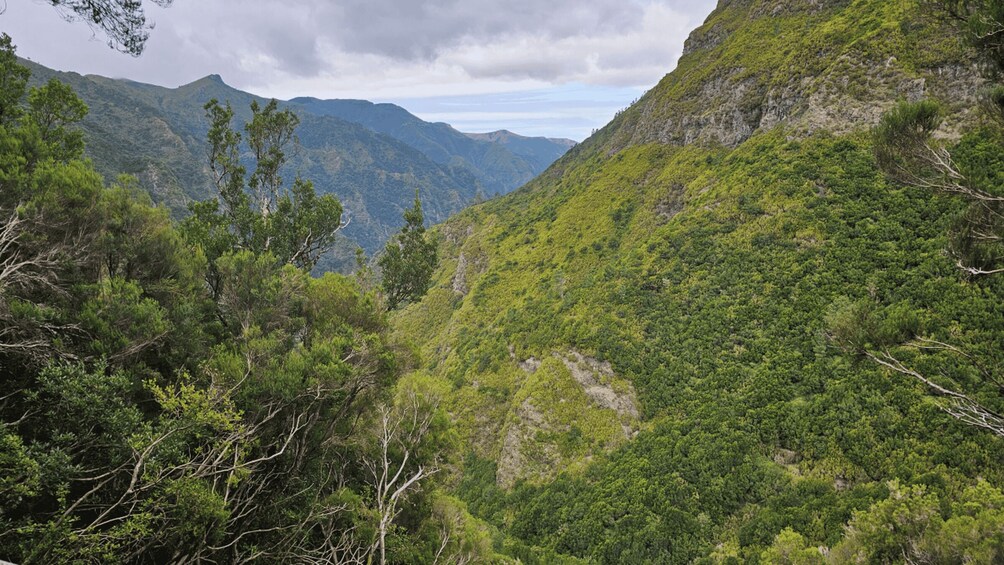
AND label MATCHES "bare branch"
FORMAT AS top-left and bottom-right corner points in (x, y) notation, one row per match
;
(866, 350), (1004, 437)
